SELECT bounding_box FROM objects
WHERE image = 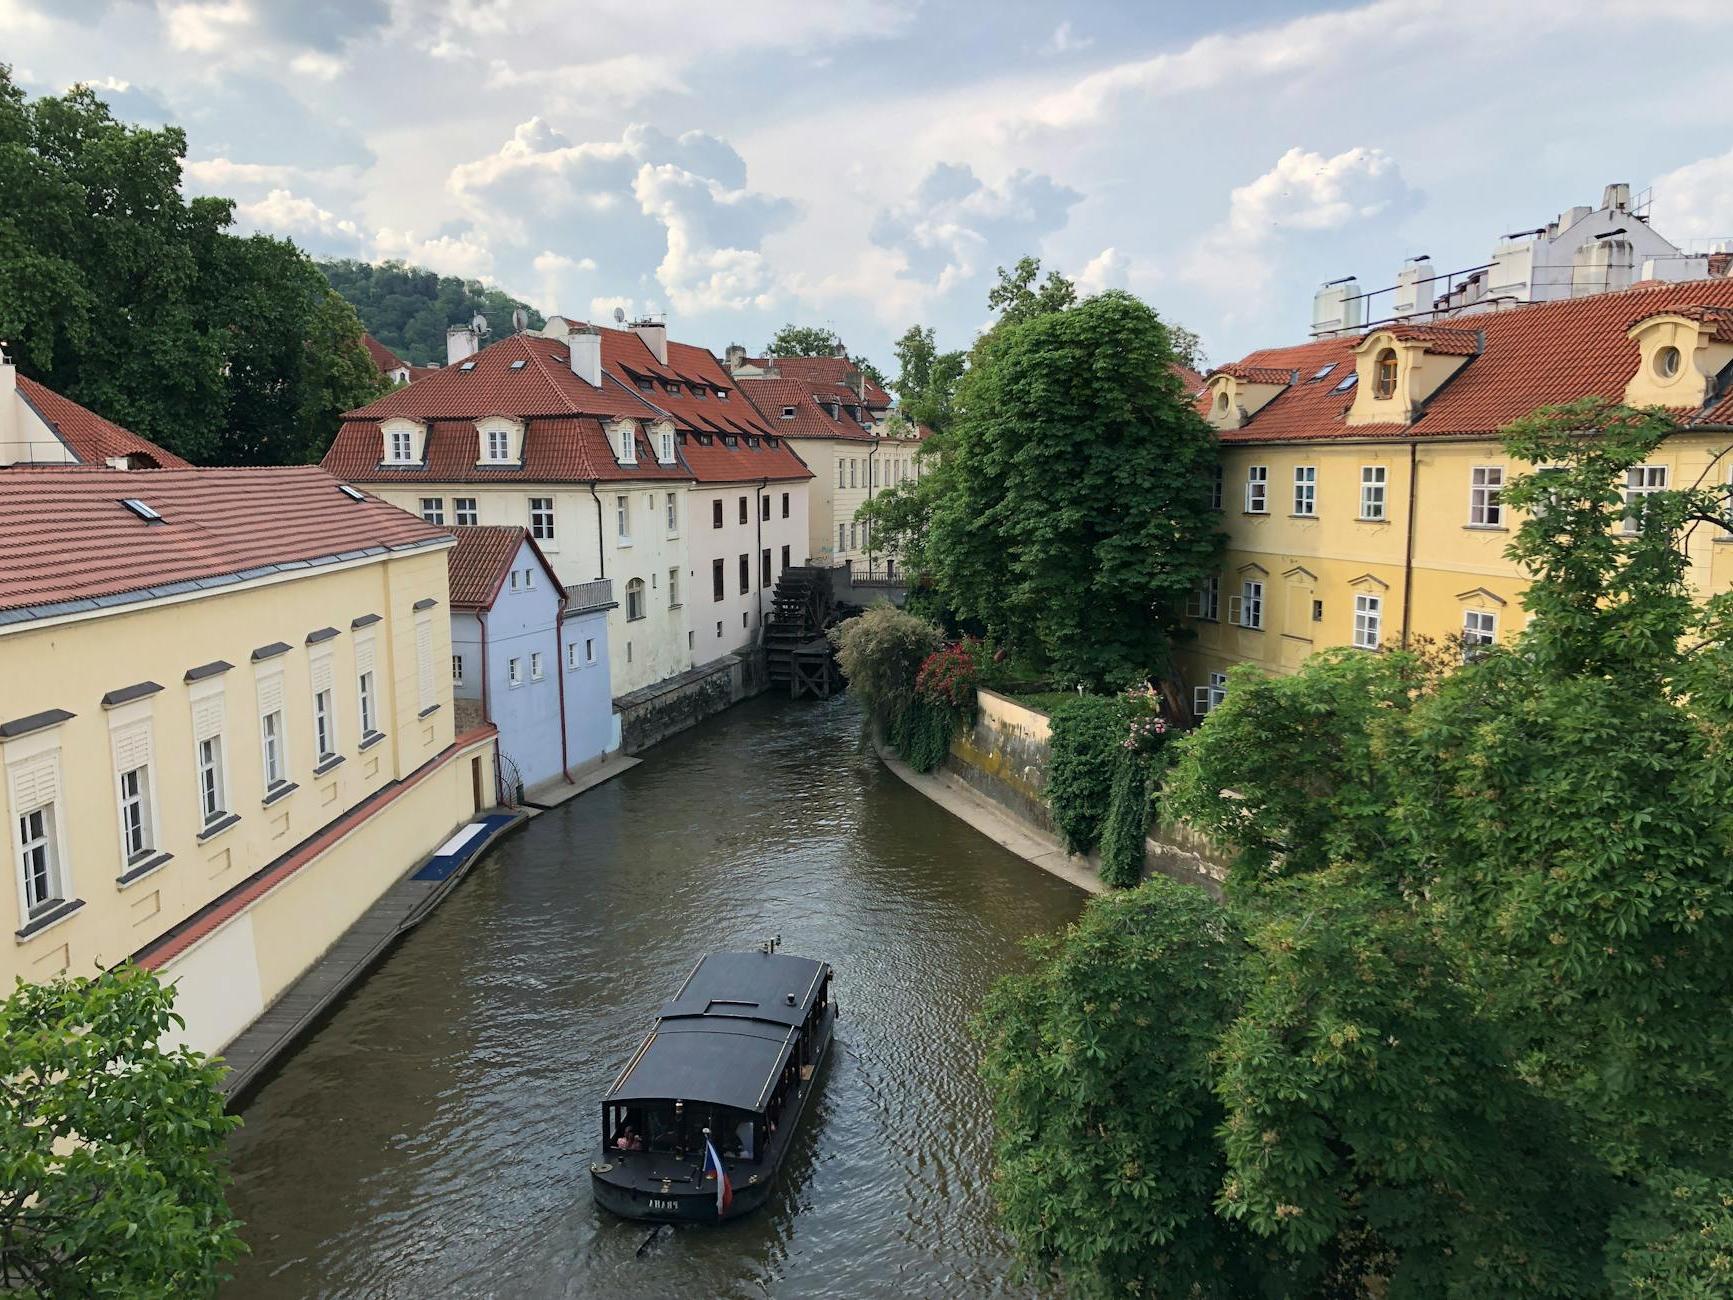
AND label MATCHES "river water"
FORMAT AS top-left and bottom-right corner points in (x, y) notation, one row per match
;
(223, 695), (1084, 1298)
